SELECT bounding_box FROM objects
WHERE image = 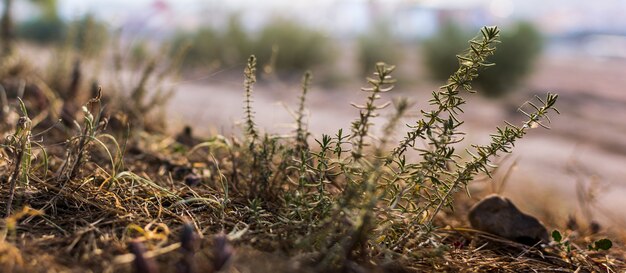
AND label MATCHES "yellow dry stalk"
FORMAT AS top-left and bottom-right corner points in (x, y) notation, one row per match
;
(125, 222), (171, 247)
(3, 206), (43, 239)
